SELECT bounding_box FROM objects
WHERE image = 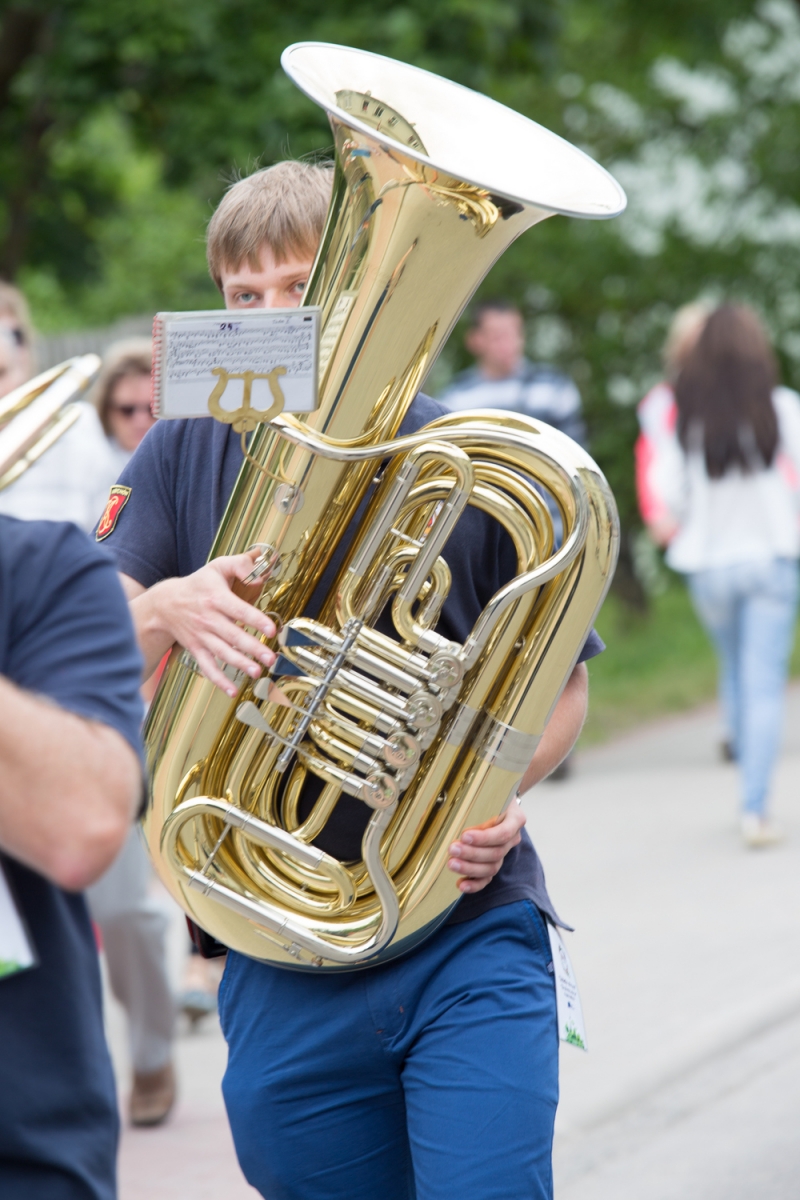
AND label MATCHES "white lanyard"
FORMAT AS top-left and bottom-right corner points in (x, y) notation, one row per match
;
(0, 862), (36, 981)
(547, 922), (587, 1051)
